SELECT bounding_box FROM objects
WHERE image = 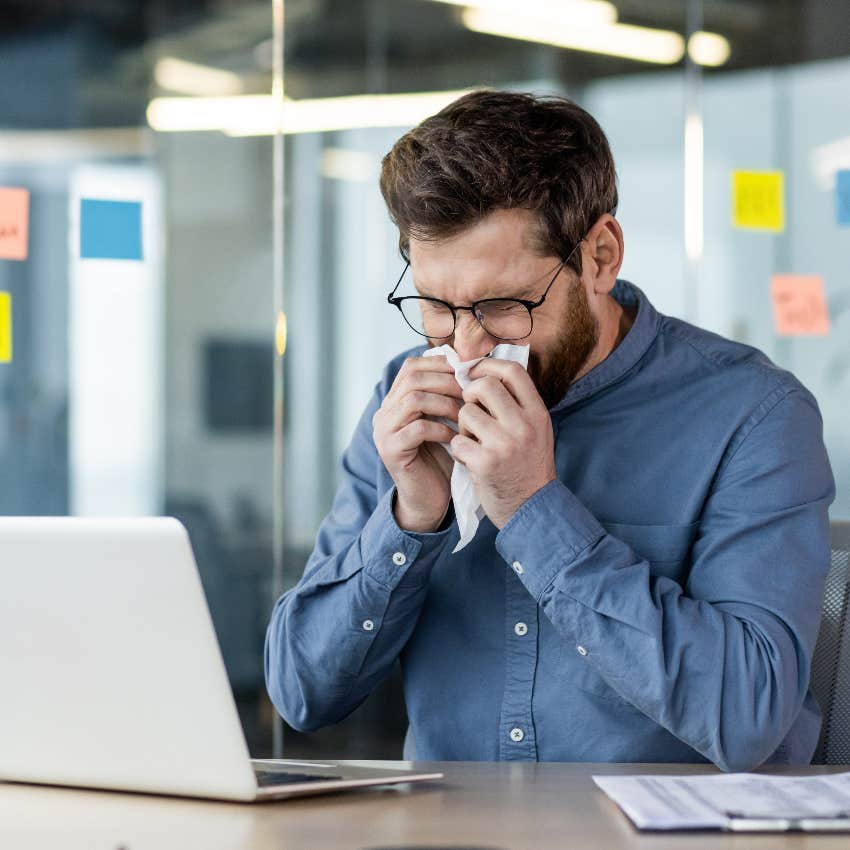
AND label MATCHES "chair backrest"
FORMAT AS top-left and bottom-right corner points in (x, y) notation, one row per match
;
(810, 521), (850, 764)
